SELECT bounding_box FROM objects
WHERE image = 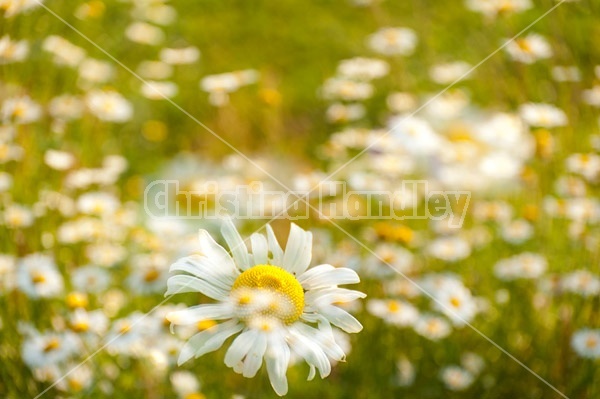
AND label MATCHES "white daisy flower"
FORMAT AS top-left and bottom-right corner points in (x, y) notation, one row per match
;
(571, 329), (600, 359)
(440, 365), (474, 391)
(165, 219), (365, 396)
